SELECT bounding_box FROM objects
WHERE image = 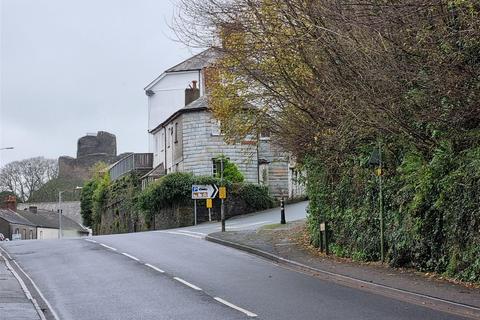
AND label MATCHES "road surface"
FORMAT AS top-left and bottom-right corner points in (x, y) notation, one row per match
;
(0, 201), (468, 320)
(178, 200), (308, 236)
